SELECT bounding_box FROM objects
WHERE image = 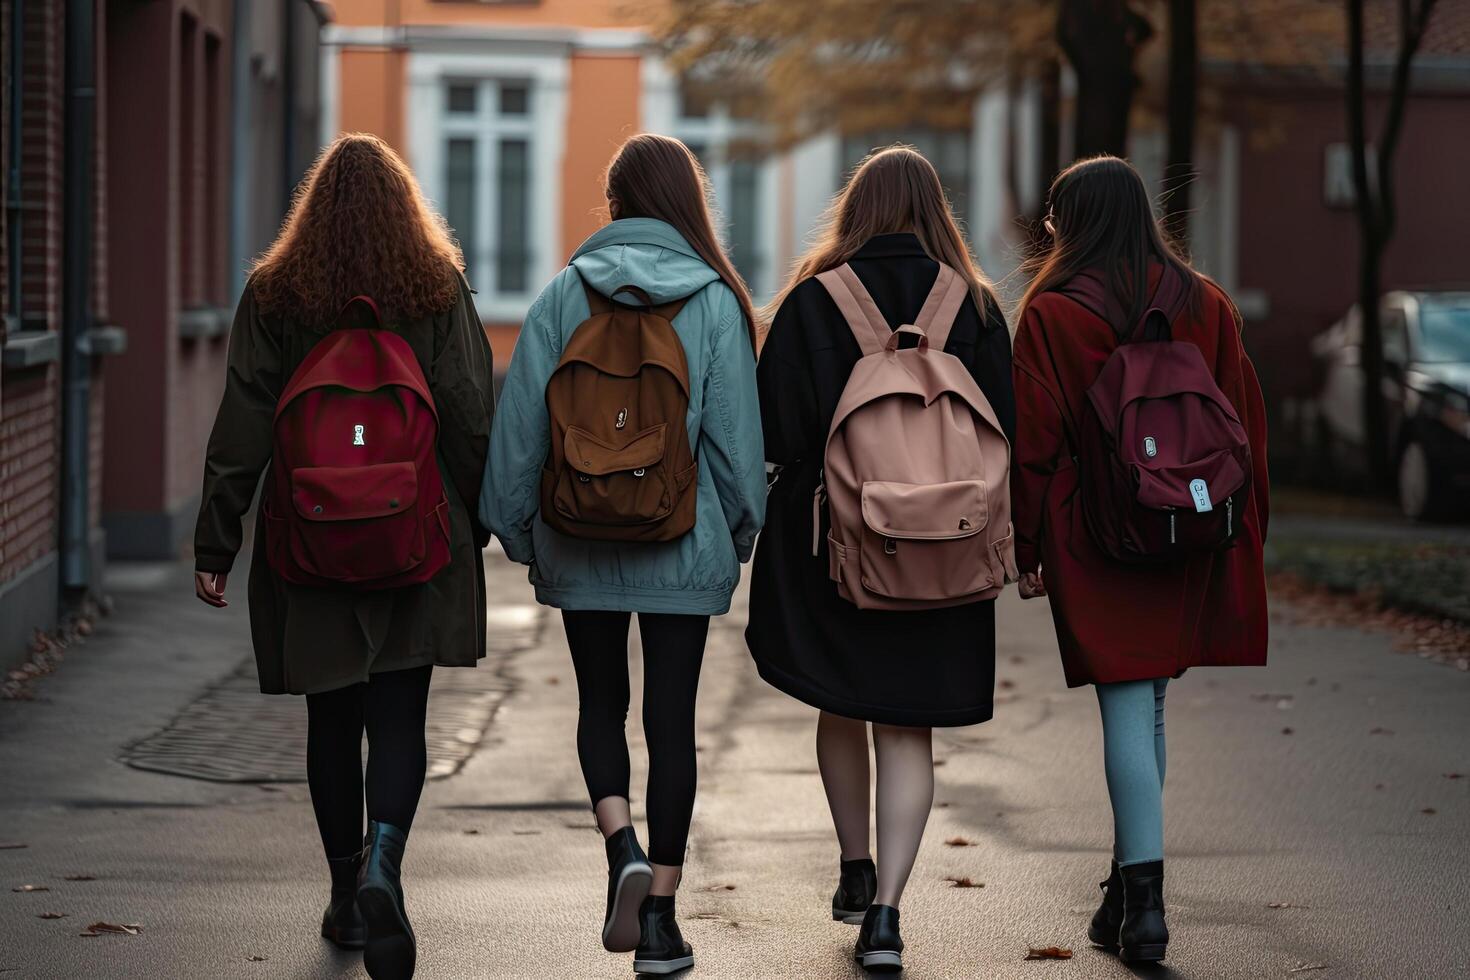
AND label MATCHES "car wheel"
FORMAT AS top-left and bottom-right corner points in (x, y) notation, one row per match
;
(1397, 440), (1450, 521)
